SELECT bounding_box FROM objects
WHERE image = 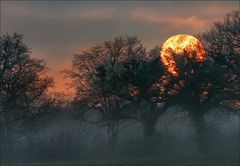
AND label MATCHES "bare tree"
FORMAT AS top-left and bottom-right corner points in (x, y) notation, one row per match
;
(201, 10), (240, 76)
(66, 36), (146, 151)
(165, 10), (240, 154)
(0, 33), (53, 159)
(67, 38), (176, 155)
(120, 47), (170, 138)
(200, 10), (240, 110)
